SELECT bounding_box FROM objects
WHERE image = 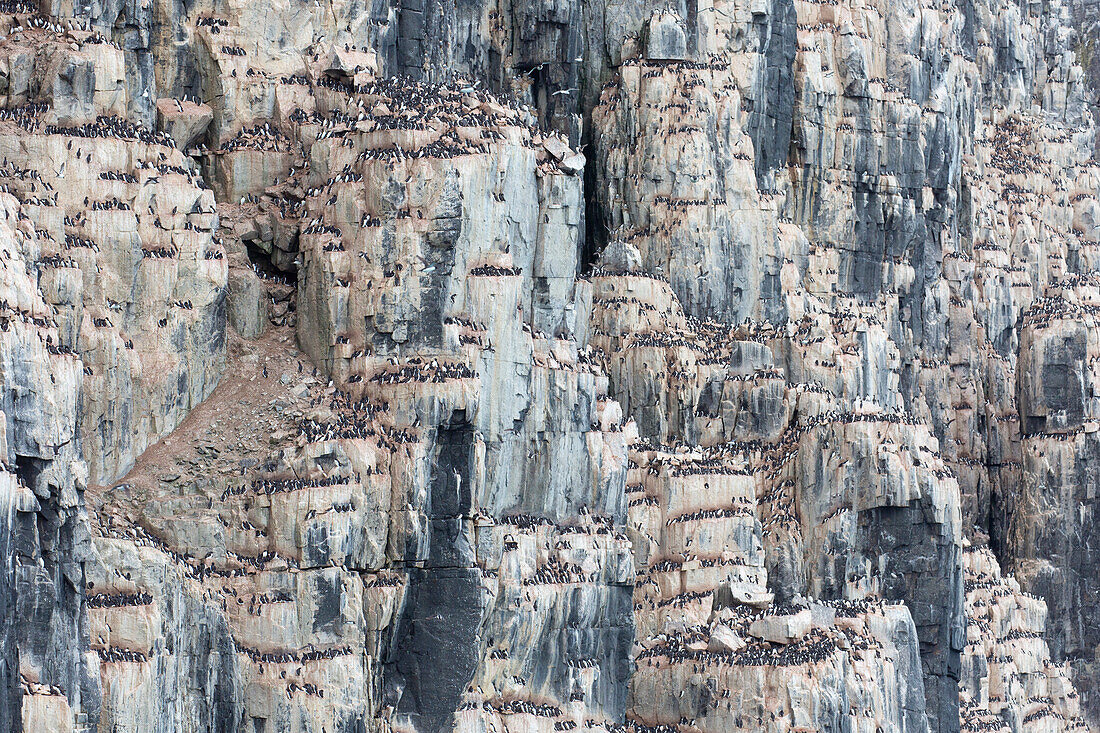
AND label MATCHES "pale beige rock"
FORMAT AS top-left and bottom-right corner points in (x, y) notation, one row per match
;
(707, 624), (745, 653)
(748, 609), (812, 644)
(713, 581), (773, 611)
(226, 265), (267, 338)
(155, 98), (213, 149)
(4, 0), (1098, 730)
